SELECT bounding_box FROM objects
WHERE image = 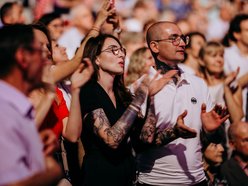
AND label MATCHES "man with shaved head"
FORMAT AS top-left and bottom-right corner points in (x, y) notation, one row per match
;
(221, 121), (248, 185)
(135, 21), (228, 186)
